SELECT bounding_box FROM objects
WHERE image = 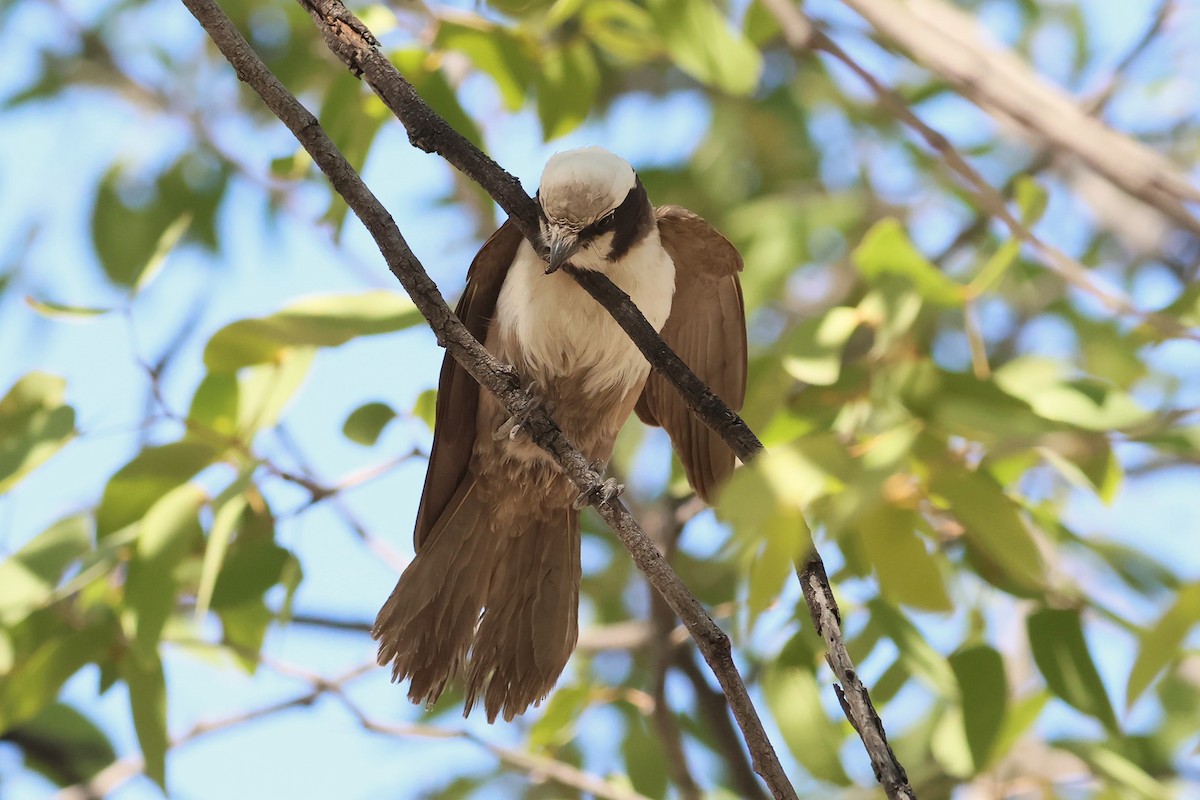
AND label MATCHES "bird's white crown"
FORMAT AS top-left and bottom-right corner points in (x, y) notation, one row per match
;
(538, 146), (637, 227)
